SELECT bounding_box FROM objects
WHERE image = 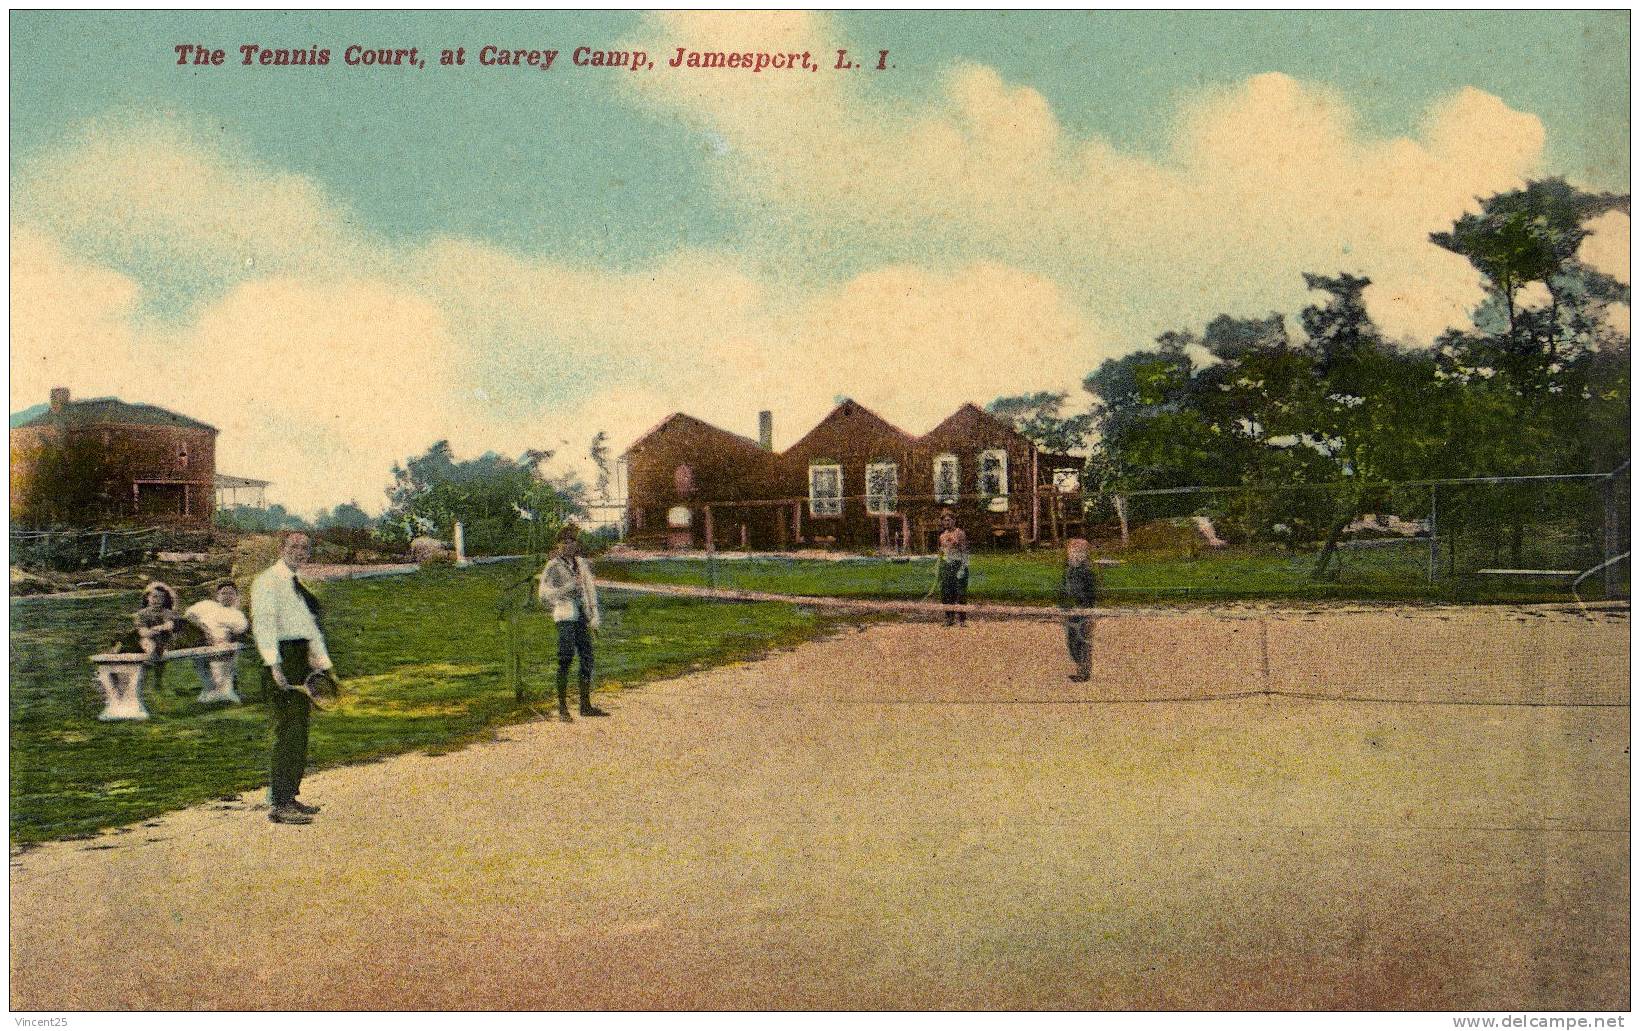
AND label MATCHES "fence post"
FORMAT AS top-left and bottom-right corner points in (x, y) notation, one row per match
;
(1428, 487), (1438, 584)
(1604, 474), (1621, 597)
(703, 504), (716, 588)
